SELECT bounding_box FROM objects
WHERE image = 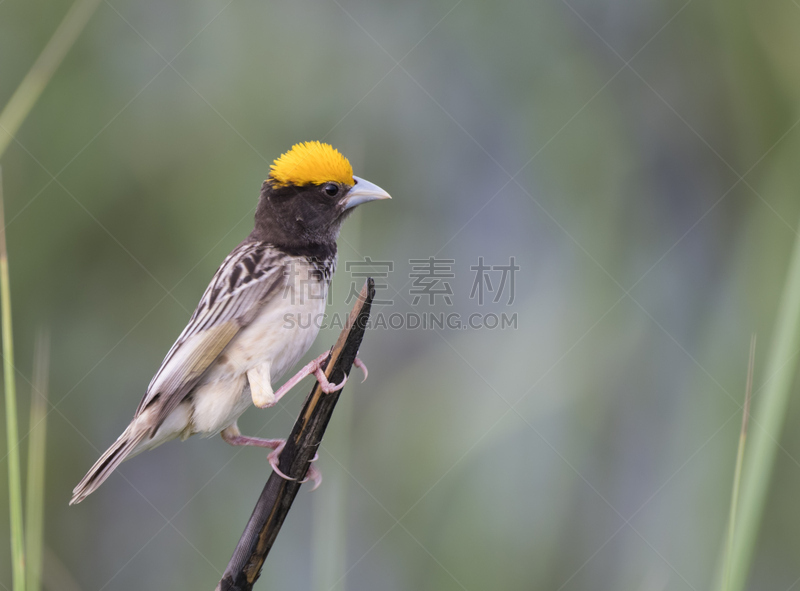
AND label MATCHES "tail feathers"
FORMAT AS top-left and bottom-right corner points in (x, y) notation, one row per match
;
(70, 426), (147, 505)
